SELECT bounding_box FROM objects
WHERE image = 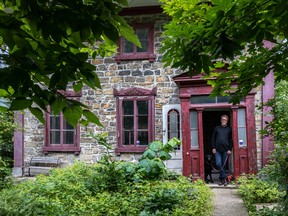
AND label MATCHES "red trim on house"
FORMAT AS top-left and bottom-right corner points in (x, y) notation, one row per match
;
(174, 73), (257, 178)
(43, 91), (81, 155)
(262, 40), (275, 167)
(119, 6), (163, 16)
(262, 72), (274, 167)
(13, 112), (24, 173)
(114, 87), (156, 155)
(43, 111), (81, 155)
